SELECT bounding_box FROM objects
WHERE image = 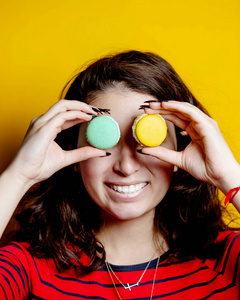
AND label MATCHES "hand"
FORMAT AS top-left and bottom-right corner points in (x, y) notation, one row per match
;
(142, 101), (240, 194)
(8, 99), (106, 188)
